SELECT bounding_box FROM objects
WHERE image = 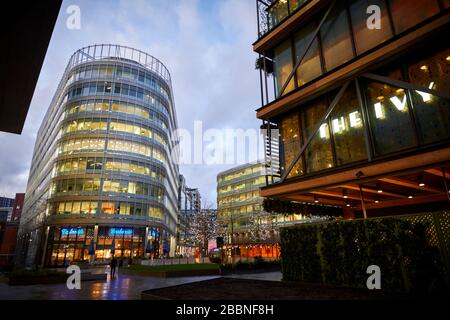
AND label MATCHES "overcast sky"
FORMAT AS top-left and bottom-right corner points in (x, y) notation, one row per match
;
(0, 0), (263, 207)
